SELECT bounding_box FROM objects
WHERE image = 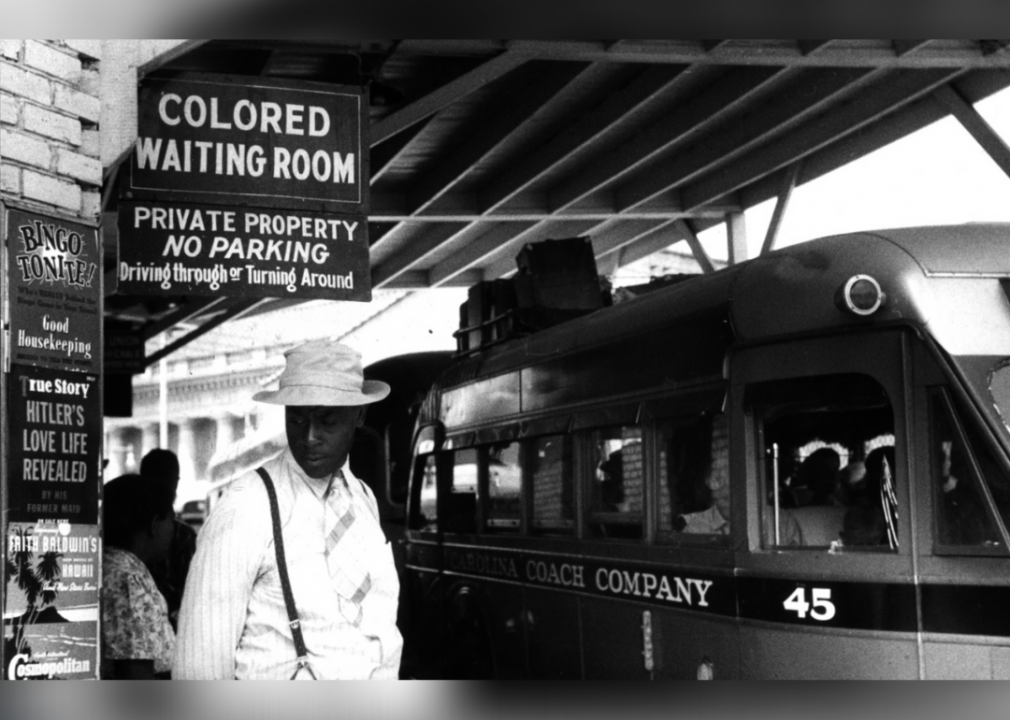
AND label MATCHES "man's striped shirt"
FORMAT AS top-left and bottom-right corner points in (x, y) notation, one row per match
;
(173, 450), (402, 679)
